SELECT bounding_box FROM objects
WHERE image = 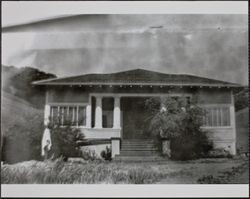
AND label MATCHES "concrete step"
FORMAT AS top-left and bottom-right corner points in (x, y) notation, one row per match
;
(114, 155), (167, 162)
(121, 145), (159, 148)
(121, 143), (159, 145)
(121, 143), (157, 146)
(121, 144), (157, 148)
(121, 141), (158, 144)
(121, 148), (159, 151)
(120, 150), (160, 156)
(122, 139), (155, 143)
(121, 145), (157, 148)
